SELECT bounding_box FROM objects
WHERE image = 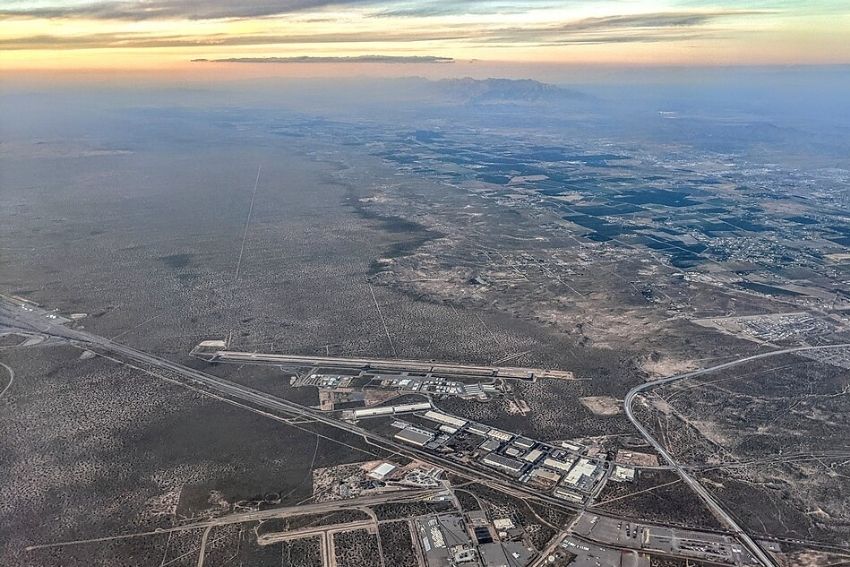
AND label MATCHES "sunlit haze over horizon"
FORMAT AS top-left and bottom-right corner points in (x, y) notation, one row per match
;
(1, 0), (849, 79)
